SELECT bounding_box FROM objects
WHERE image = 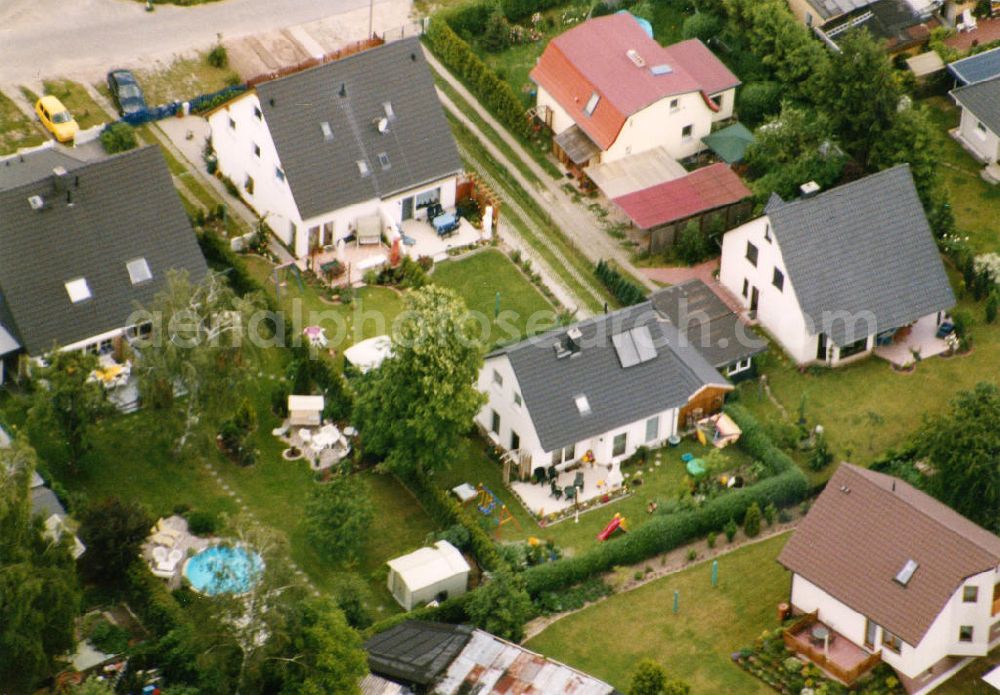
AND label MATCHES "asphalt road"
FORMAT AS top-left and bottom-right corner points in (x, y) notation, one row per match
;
(0, 0), (398, 83)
